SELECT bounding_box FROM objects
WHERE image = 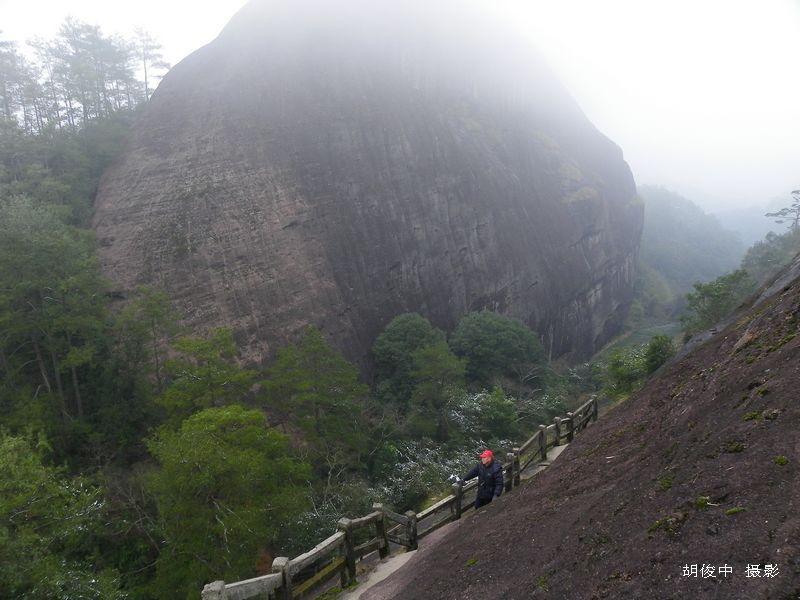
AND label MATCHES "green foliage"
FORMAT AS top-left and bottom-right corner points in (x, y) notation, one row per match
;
(159, 328), (256, 422)
(694, 496), (710, 510)
(478, 385), (520, 441)
(144, 406), (310, 600)
(725, 506), (746, 515)
(450, 311), (544, 386)
(372, 313), (445, 407)
(1, 21), (167, 136)
(0, 433), (125, 599)
(644, 335), (675, 373)
(536, 575), (550, 592)
(406, 341), (466, 440)
(647, 512), (688, 537)
(604, 345), (646, 396)
(741, 228), (800, 285)
(266, 328), (370, 472)
(681, 269), (756, 337)
(0, 197), (107, 431)
(1, 112), (138, 225)
(114, 287), (180, 395)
